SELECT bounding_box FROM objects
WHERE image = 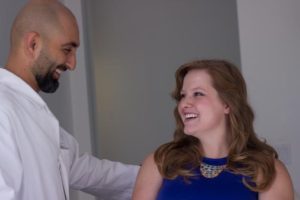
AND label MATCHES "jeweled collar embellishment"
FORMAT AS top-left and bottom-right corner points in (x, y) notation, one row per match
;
(200, 162), (226, 178)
